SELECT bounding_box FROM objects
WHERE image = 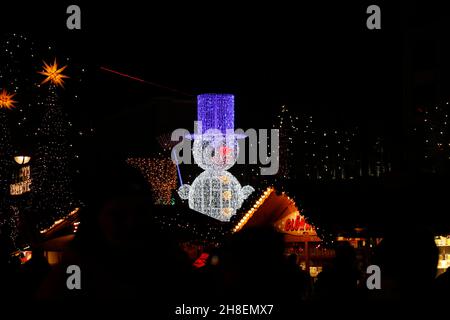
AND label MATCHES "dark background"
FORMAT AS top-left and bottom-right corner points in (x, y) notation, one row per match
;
(2, 2), (448, 137)
(1, 2), (447, 150)
(1, 2), (432, 128)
